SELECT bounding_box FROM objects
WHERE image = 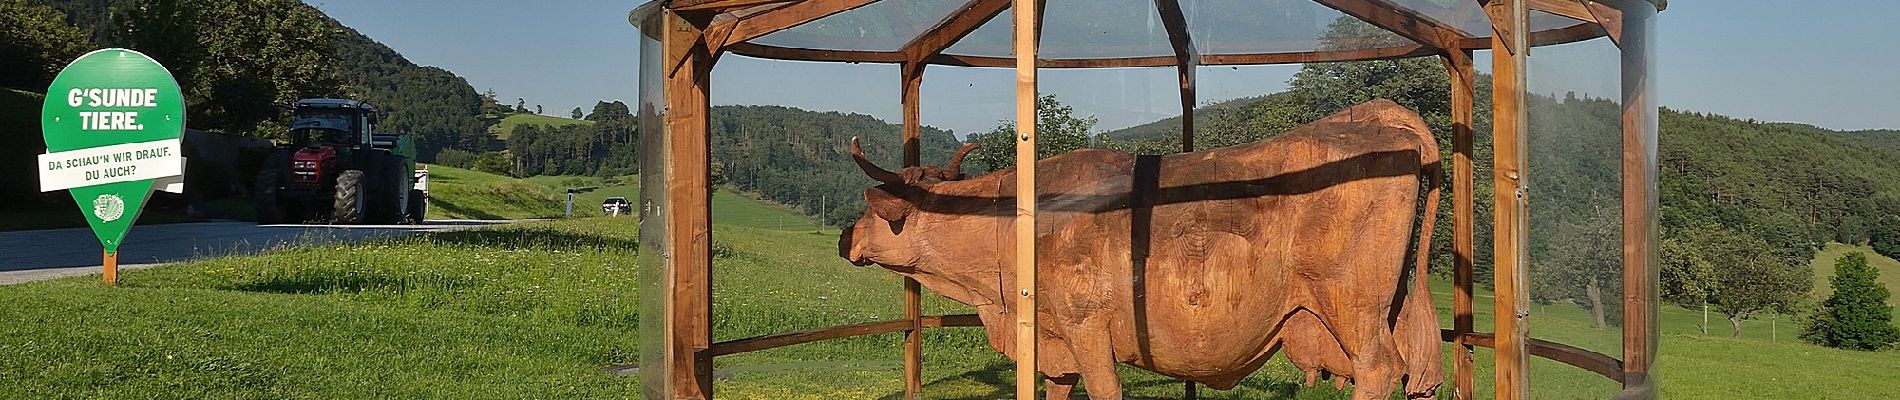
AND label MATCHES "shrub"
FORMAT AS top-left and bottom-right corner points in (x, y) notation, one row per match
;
(433, 148), (479, 168)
